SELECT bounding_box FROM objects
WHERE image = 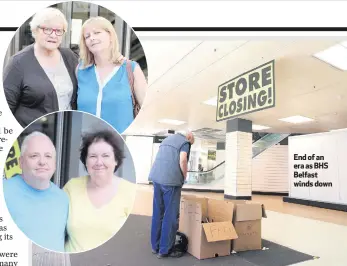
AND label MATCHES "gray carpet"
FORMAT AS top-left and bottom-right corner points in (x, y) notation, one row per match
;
(70, 215), (315, 266)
